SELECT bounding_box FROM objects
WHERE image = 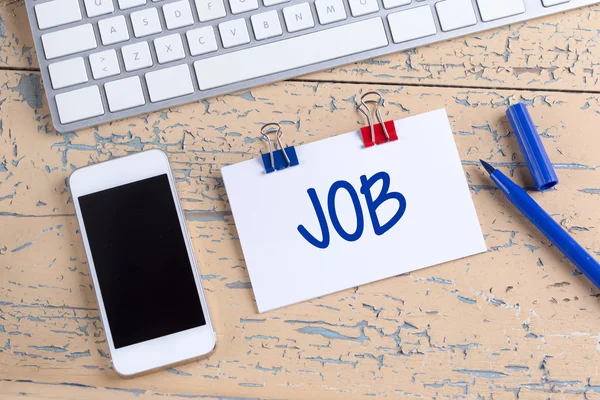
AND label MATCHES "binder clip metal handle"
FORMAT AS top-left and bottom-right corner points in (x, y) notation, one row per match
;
(261, 123), (299, 174)
(358, 91), (391, 145)
(262, 123), (290, 169)
(357, 91), (398, 148)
